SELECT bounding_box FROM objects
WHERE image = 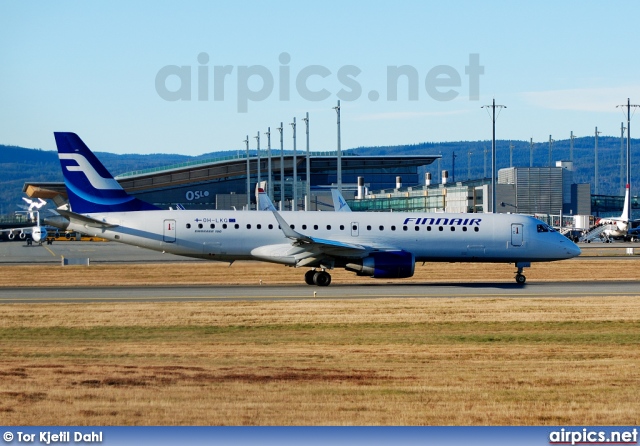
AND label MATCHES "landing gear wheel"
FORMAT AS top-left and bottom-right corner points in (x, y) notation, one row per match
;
(304, 270), (316, 285)
(515, 273), (526, 284)
(313, 271), (332, 287)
